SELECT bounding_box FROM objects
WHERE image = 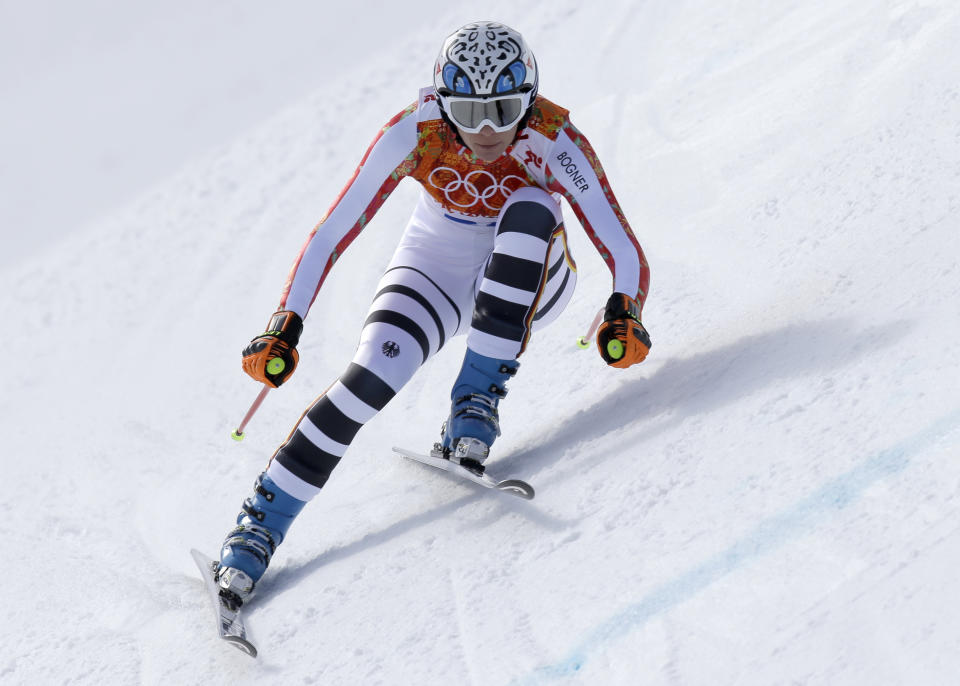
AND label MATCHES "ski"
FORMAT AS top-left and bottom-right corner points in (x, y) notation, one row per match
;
(190, 549), (258, 658)
(392, 446), (535, 500)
